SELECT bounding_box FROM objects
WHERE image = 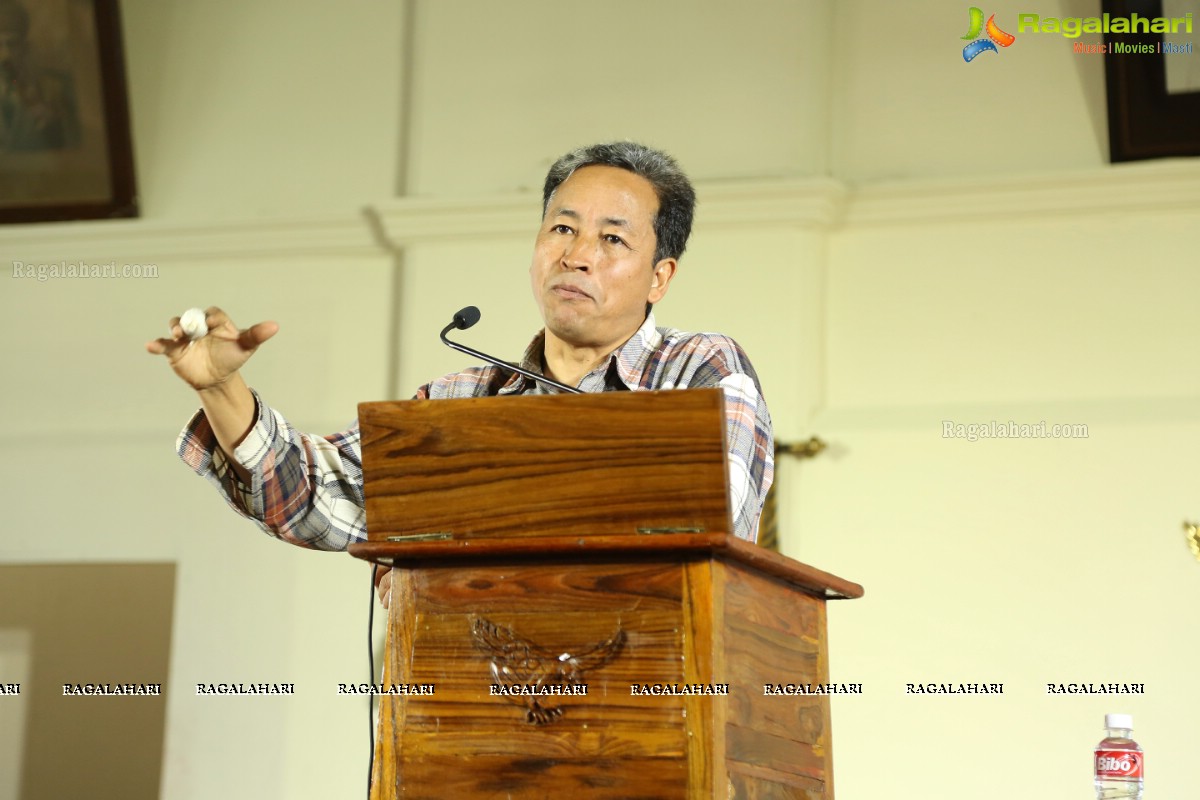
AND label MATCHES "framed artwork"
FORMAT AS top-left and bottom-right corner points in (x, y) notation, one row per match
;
(1103, 0), (1200, 162)
(0, 0), (137, 223)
